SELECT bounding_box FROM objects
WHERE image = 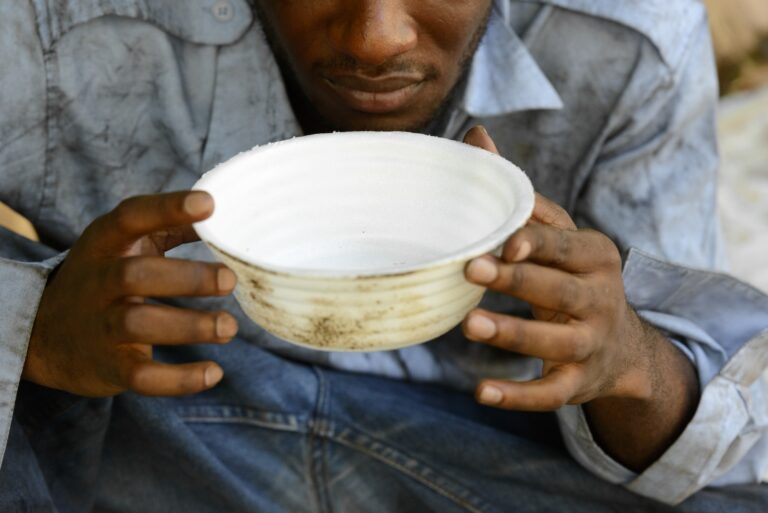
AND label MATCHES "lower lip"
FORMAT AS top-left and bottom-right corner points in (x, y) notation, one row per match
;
(324, 80), (424, 114)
